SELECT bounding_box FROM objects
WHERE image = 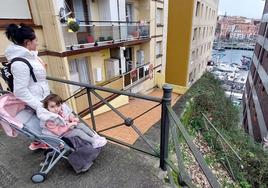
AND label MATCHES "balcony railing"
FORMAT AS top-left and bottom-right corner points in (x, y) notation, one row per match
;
(123, 63), (152, 89)
(62, 21), (150, 50)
